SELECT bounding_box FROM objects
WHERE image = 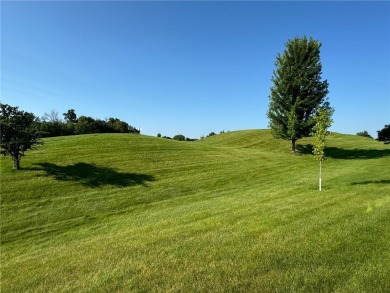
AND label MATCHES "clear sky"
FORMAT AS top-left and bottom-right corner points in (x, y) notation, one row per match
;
(2, 1), (389, 139)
